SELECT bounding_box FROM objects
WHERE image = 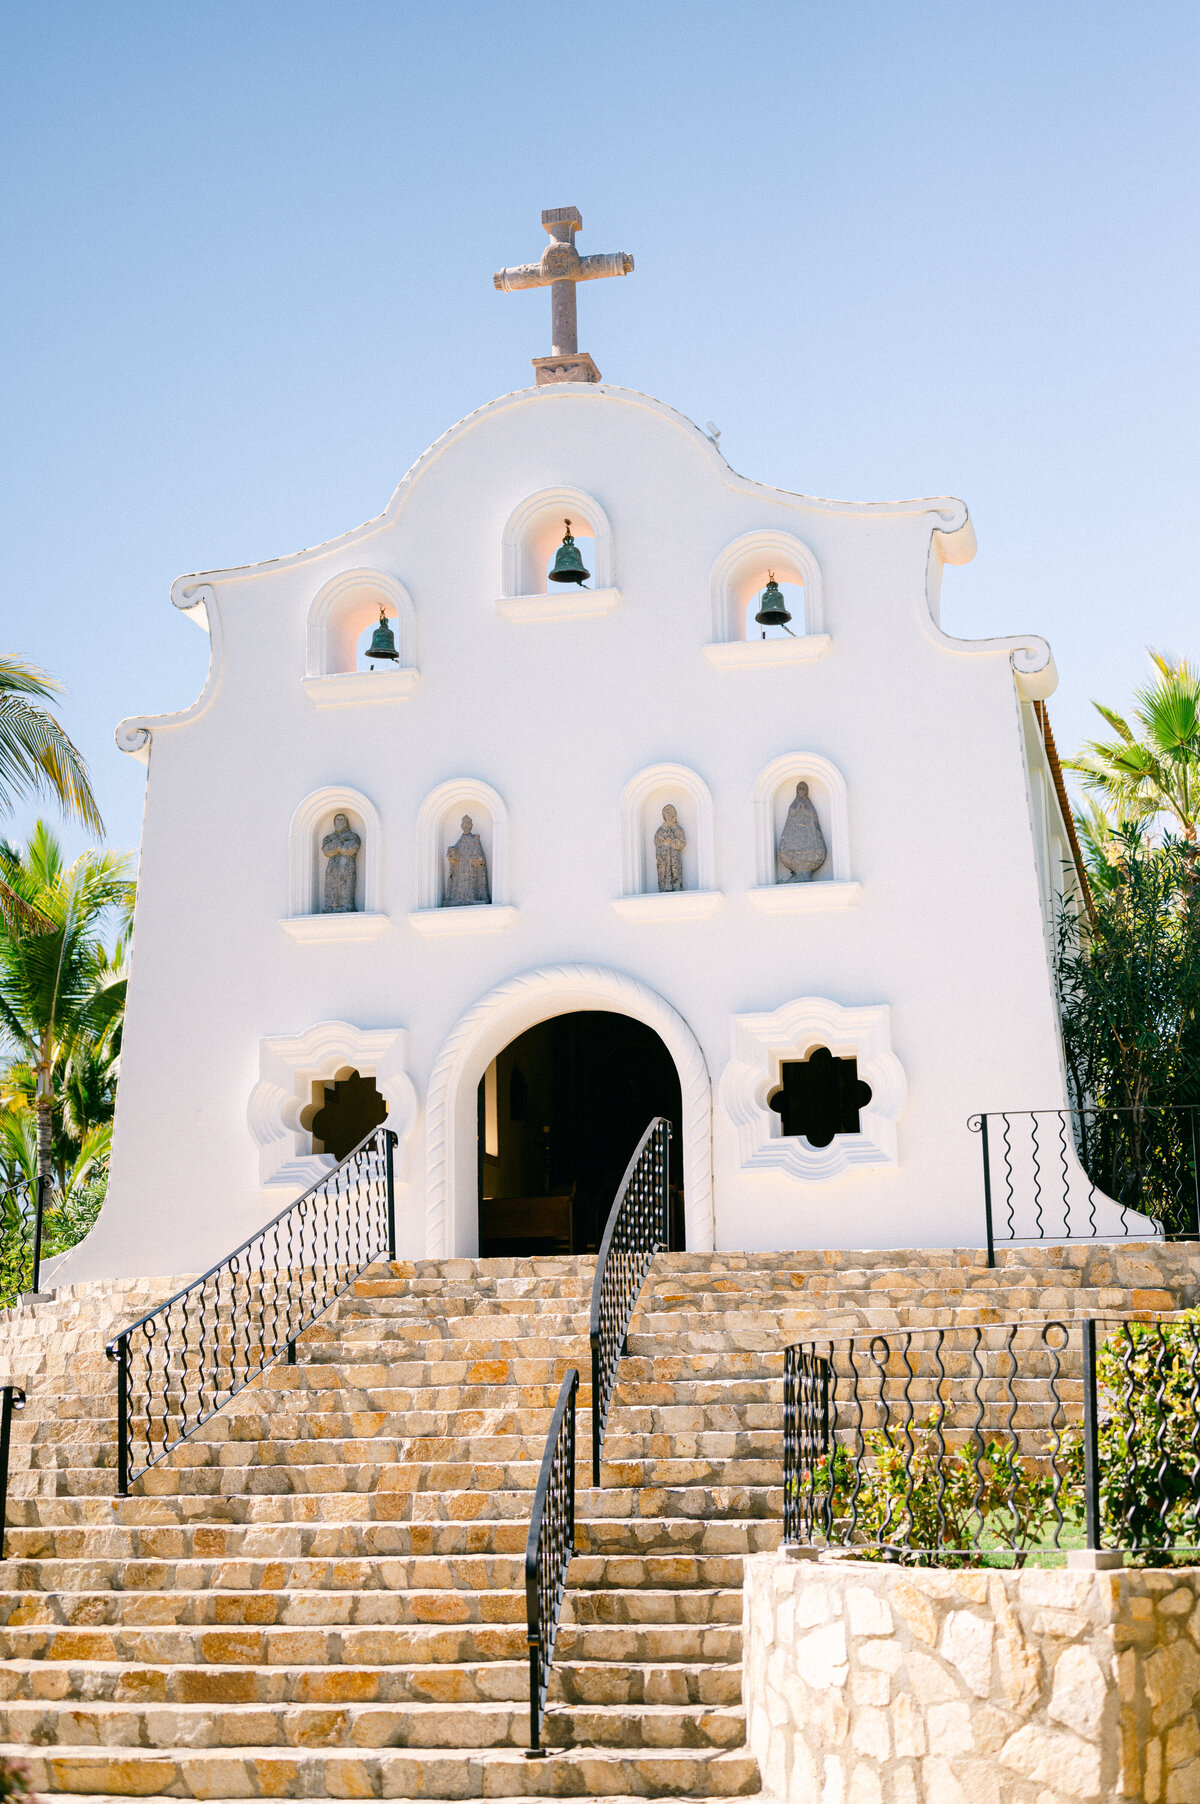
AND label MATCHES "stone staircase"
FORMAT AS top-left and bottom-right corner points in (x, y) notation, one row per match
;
(0, 1242), (1197, 1802)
